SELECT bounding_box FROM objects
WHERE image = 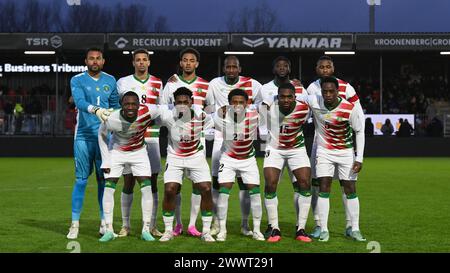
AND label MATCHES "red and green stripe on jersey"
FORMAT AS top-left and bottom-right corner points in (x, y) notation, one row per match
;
(274, 101), (309, 149)
(236, 77), (258, 104)
(172, 113), (206, 157)
(138, 75), (162, 140)
(121, 105), (153, 152)
(225, 110), (258, 160)
(337, 79), (359, 104)
(291, 80), (306, 95)
(320, 99), (355, 150)
(143, 75), (163, 105)
(179, 76), (209, 108)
